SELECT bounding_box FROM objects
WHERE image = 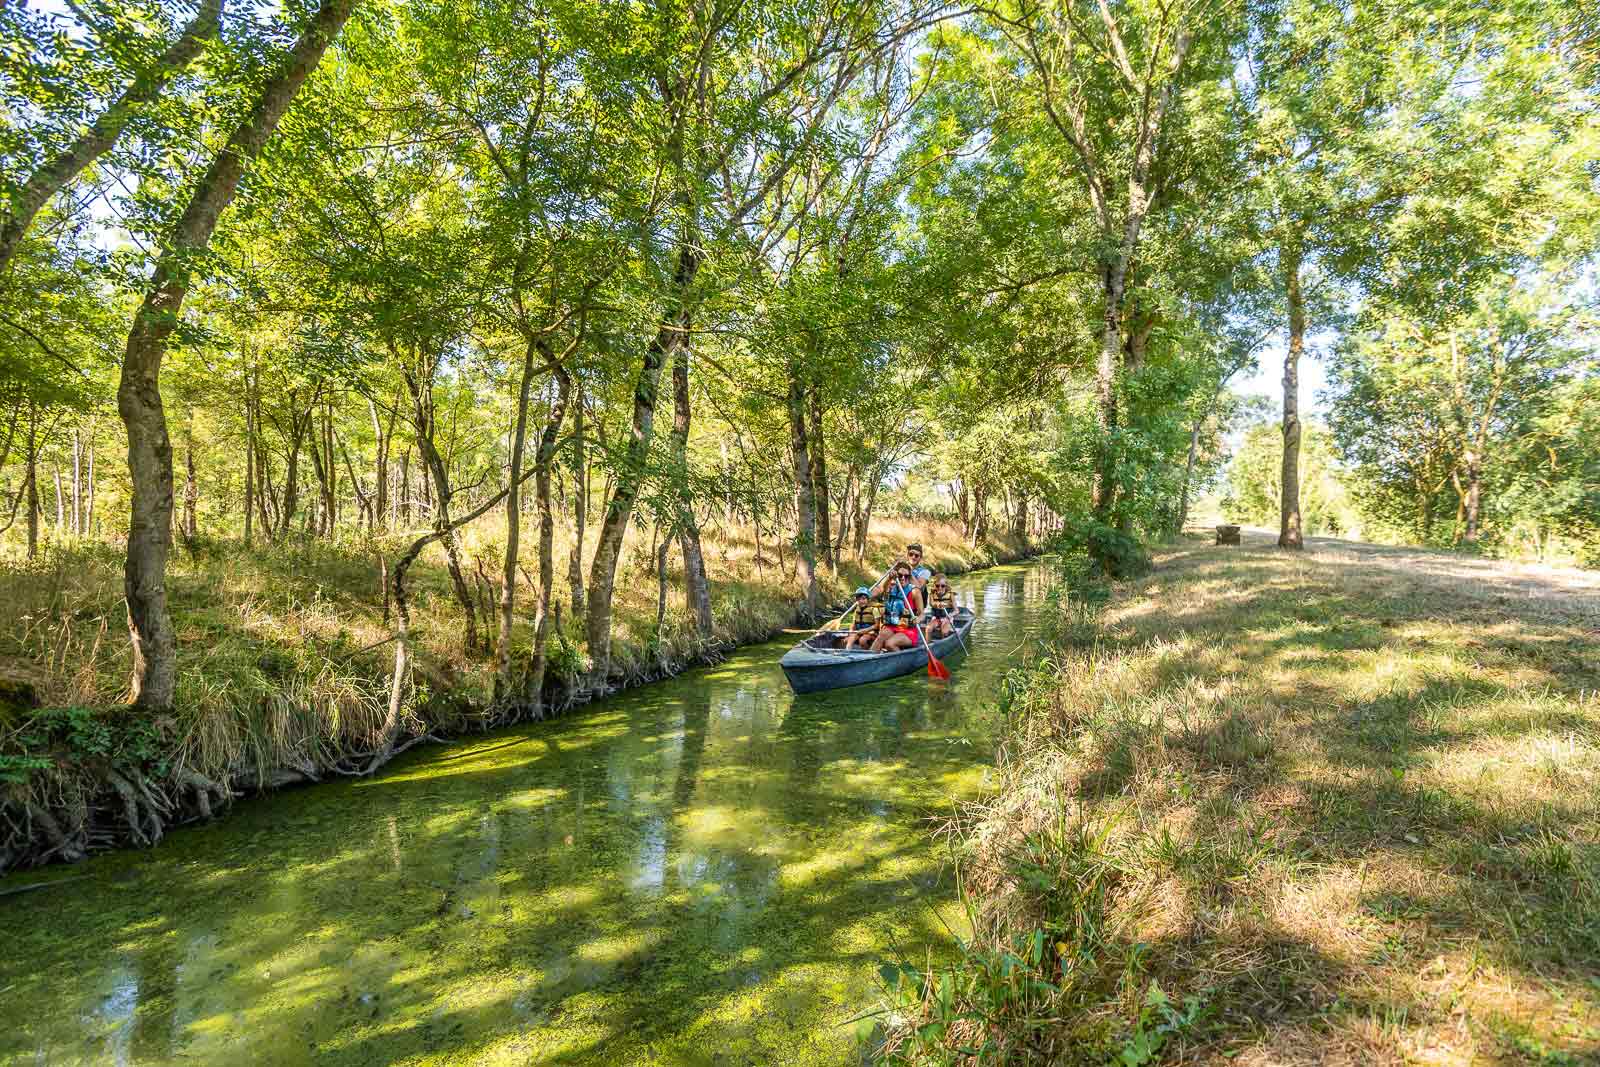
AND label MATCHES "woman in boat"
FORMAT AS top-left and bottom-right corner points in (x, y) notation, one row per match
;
(869, 560), (924, 652)
(841, 586), (882, 650)
(925, 573), (957, 638)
